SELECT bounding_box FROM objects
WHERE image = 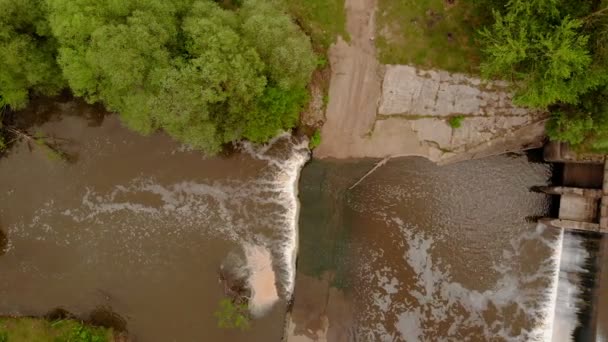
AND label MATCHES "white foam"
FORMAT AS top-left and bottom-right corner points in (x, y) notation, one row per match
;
(16, 134), (310, 297)
(395, 311), (423, 342)
(544, 228), (563, 342)
(550, 231), (590, 342)
(359, 218), (559, 341)
(239, 134), (310, 296)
